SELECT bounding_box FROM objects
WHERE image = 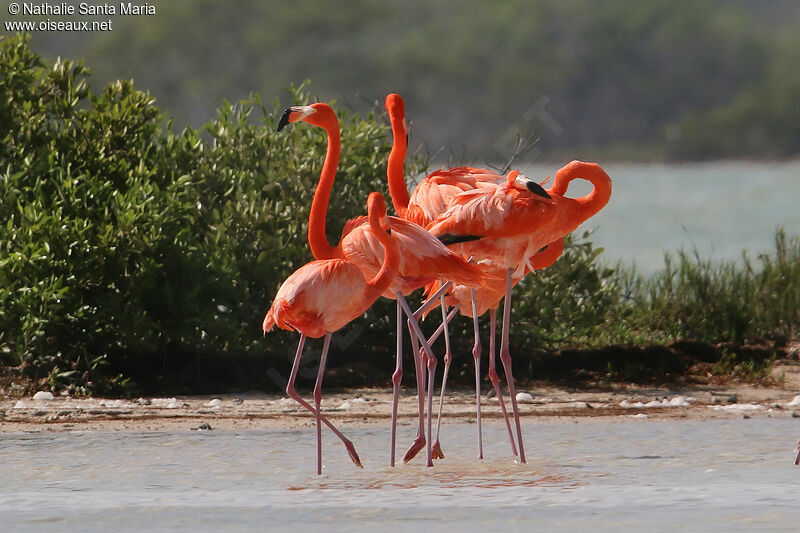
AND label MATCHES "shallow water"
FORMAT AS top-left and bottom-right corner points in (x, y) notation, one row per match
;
(1, 419), (798, 531)
(520, 161), (800, 273)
